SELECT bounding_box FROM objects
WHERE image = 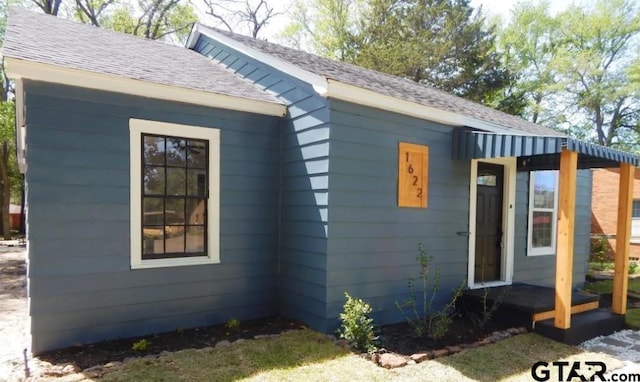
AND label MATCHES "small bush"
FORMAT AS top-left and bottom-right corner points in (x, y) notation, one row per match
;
(132, 338), (151, 352)
(630, 261), (638, 274)
(338, 292), (378, 353)
(590, 237), (612, 266)
(225, 317), (241, 335)
(395, 243), (465, 339)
